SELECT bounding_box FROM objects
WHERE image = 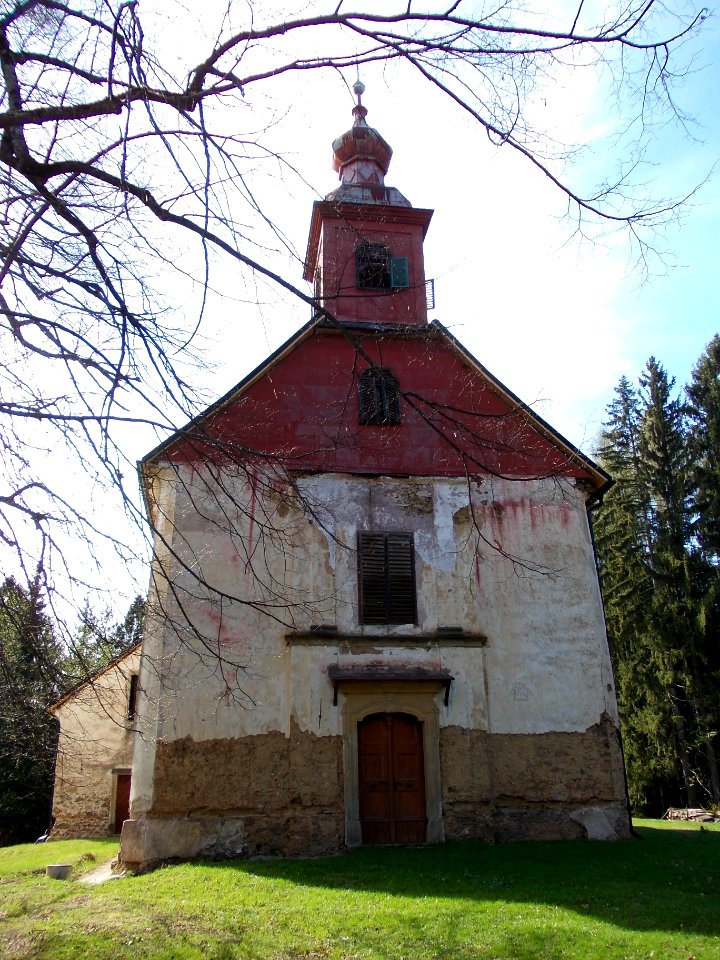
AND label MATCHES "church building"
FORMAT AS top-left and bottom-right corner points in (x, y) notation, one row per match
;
(120, 86), (630, 866)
